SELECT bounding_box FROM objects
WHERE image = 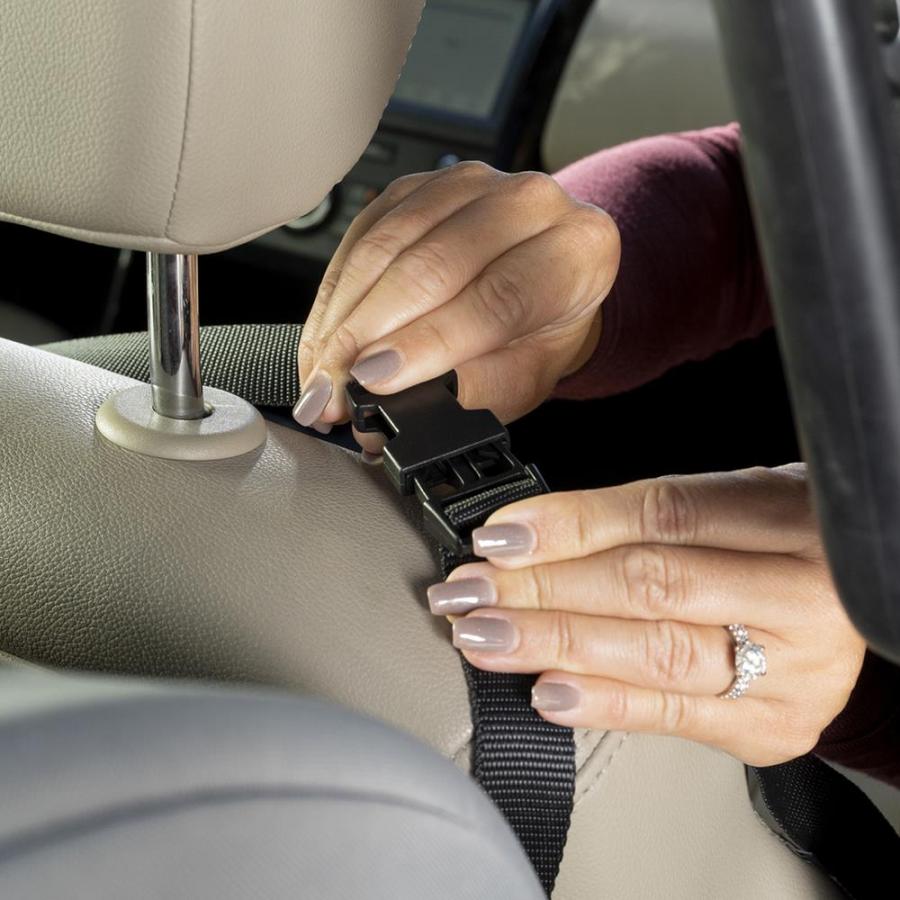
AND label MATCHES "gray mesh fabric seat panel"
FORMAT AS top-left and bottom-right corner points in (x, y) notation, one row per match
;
(42, 323), (304, 408)
(0, 668), (544, 900)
